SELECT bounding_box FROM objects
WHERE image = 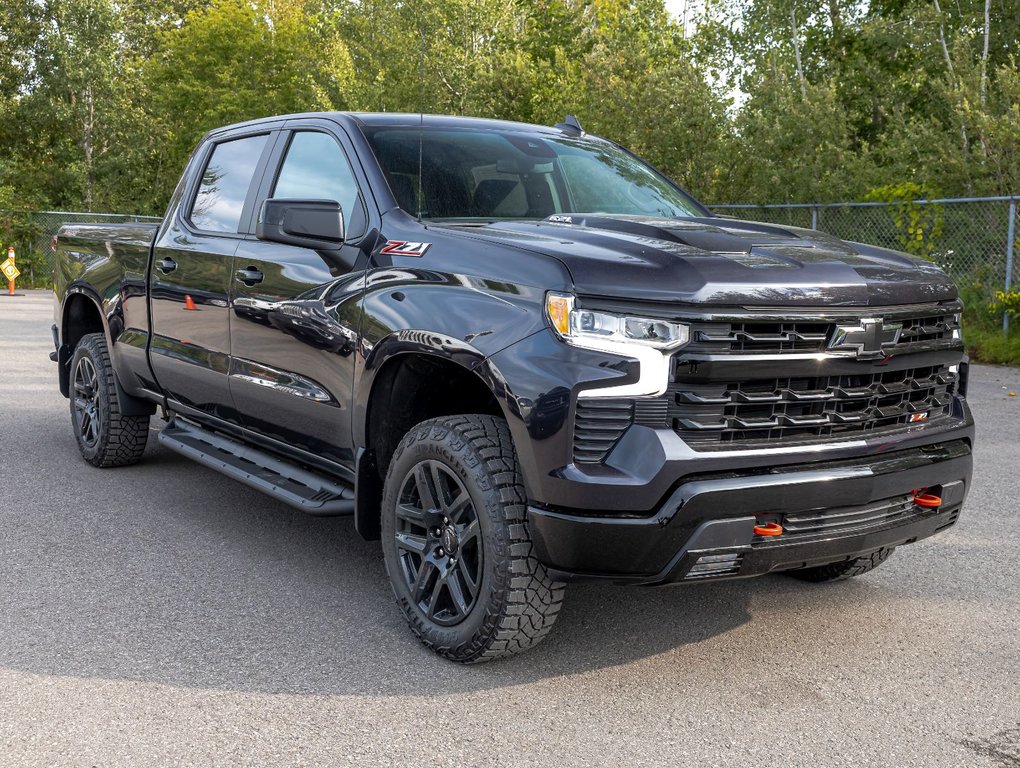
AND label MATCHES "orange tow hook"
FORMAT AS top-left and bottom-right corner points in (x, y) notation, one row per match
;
(912, 490), (942, 508)
(753, 521), (783, 537)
